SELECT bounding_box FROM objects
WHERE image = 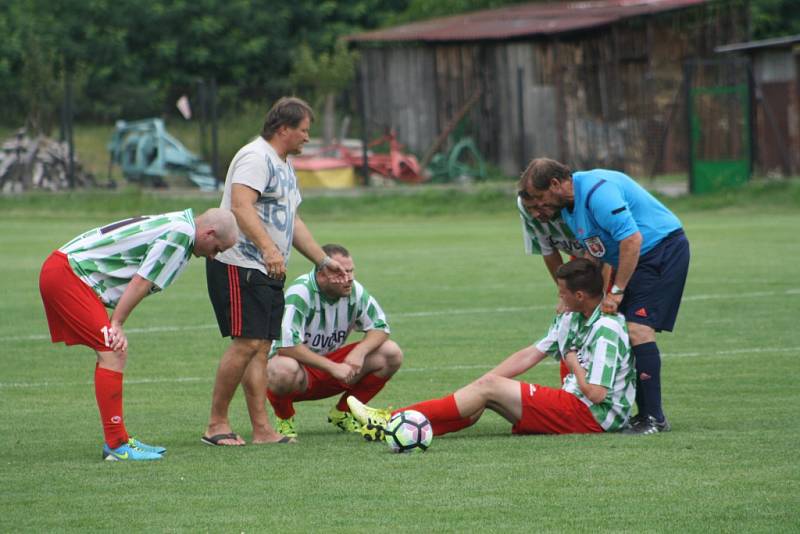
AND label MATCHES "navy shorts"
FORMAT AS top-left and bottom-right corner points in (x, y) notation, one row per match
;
(206, 259), (285, 340)
(619, 229), (690, 332)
